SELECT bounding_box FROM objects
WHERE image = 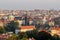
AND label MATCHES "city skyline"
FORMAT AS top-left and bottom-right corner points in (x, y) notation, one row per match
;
(0, 0), (60, 10)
